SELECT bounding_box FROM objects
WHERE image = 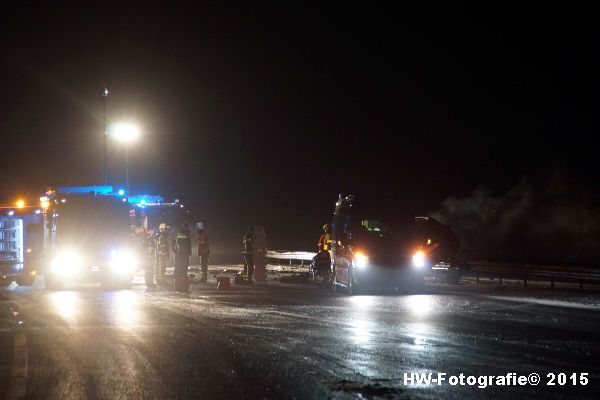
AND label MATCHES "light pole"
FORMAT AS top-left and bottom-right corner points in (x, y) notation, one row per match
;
(102, 86), (109, 185)
(109, 123), (140, 196)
